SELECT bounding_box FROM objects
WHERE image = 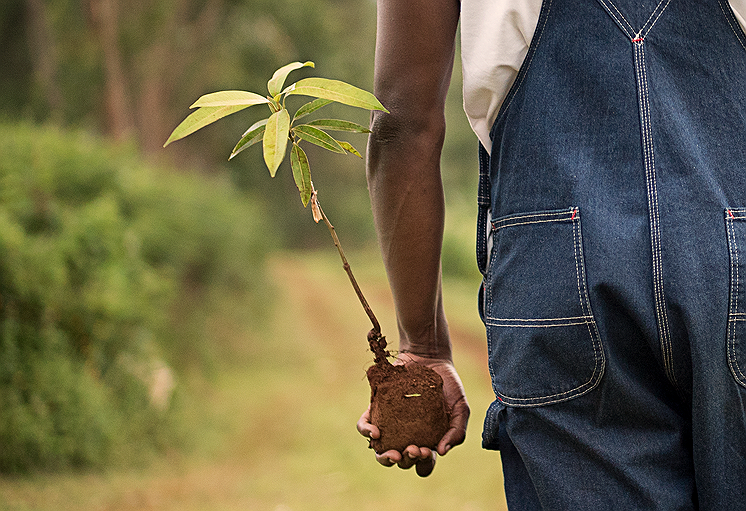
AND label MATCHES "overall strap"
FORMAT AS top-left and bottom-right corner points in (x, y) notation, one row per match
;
(596, 0), (672, 41)
(476, 141), (491, 275)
